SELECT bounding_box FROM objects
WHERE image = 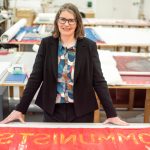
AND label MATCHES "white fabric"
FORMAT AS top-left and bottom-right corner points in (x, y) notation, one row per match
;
(0, 122), (149, 128)
(98, 50), (123, 85)
(93, 26), (150, 45)
(34, 13), (56, 24)
(98, 50), (116, 66)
